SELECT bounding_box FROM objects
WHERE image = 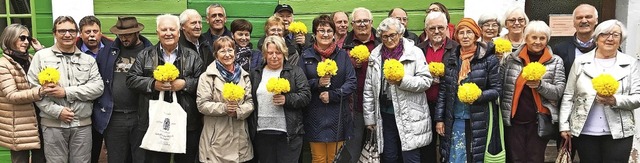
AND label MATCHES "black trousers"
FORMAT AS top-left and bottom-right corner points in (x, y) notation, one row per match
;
(254, 131), (303, 163)
(575, 134), (632, 163)
(420, 102), (438, 163)
(143, 129), (201, 163)
(91, 126), (103, 163)
(506, 122), (548, 163)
